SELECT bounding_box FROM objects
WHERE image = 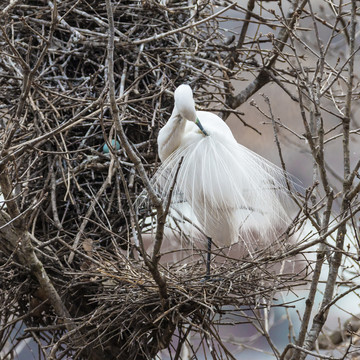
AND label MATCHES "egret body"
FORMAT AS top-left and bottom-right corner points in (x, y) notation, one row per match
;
(155, 84), (291, 273)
